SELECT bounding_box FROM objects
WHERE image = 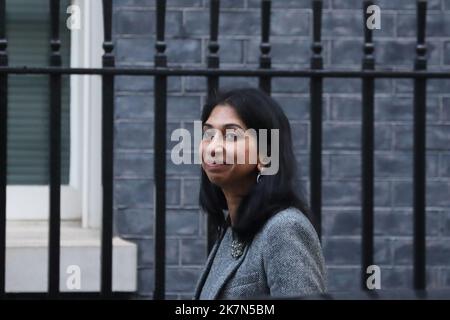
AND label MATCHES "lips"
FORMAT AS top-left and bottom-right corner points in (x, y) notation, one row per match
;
(203, 161), (231, 171)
